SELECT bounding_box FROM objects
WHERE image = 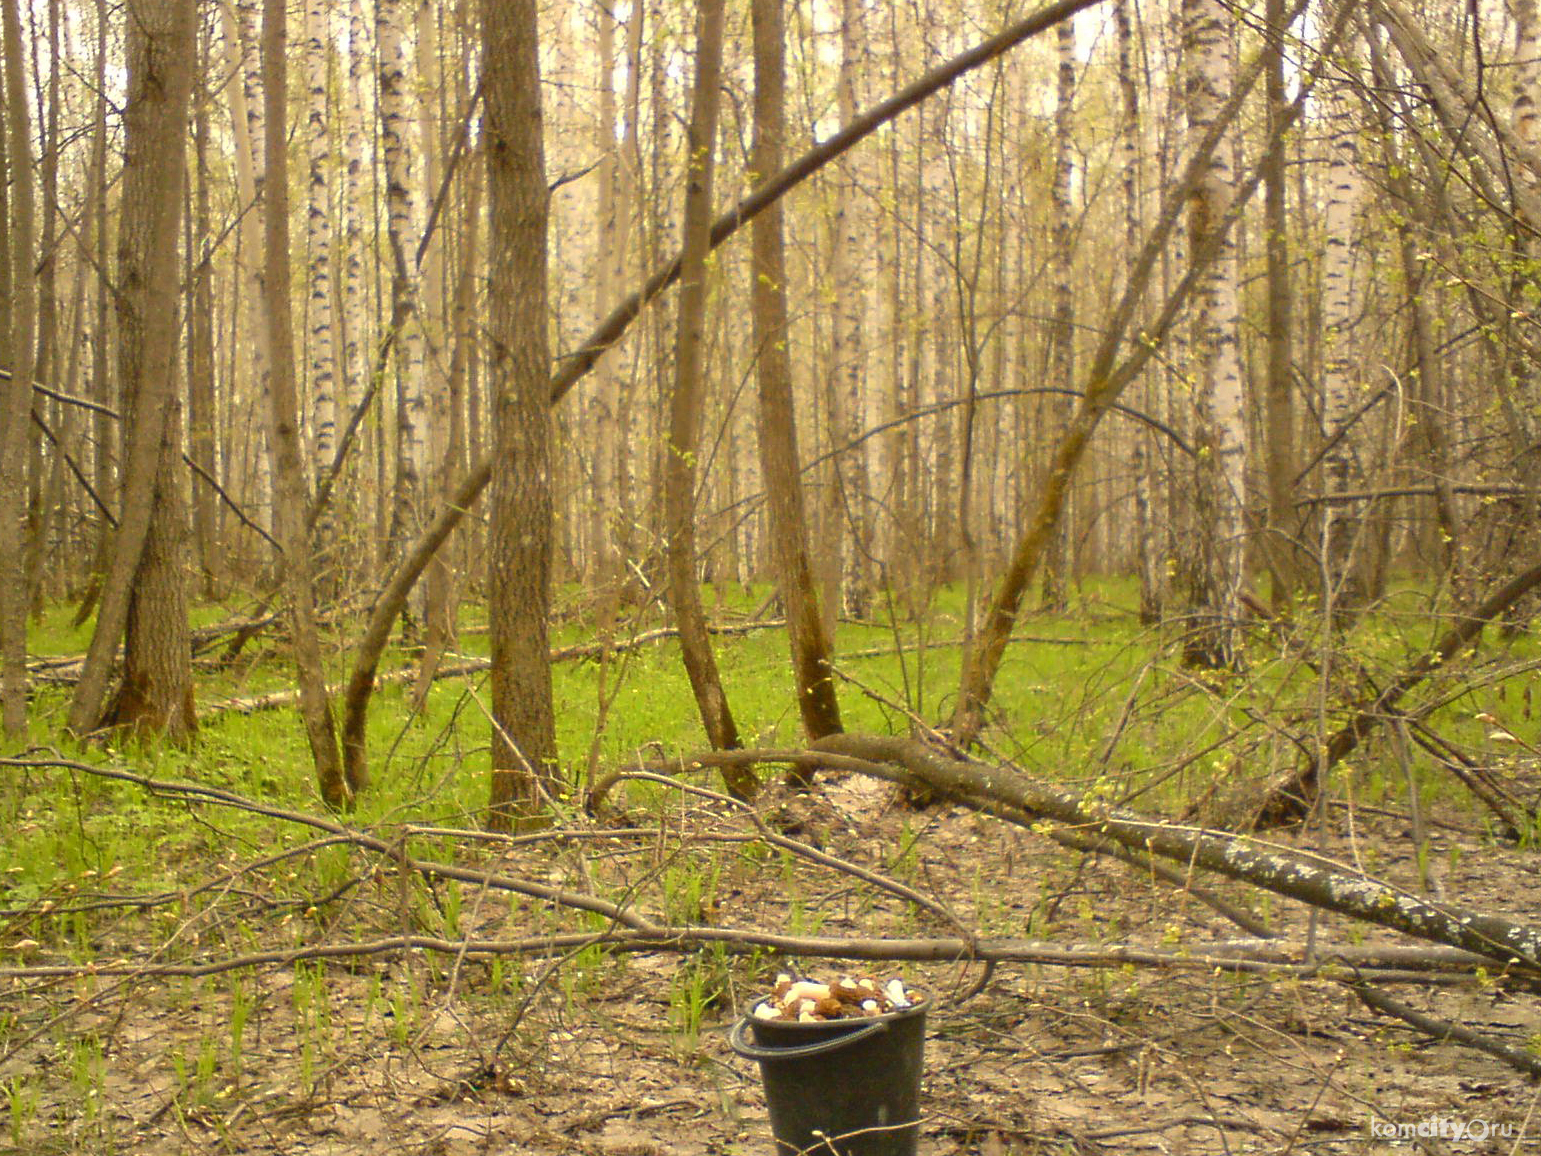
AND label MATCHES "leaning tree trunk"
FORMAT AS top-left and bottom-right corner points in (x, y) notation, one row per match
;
(665, 0), (753, 793)
(262, 0), (349, 809)
(751, 0), (844, 751)
(337, 0), (1102, 795)
(68, 0), (198, 743)
(805, 732), (1541, 970)
(484, 0), (559, 825)
(950, 0), (1335, 746)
